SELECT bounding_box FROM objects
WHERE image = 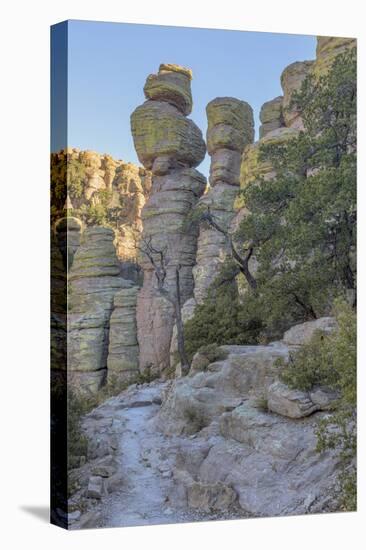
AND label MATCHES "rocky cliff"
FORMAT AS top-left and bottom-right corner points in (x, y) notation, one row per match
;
(51, 152), (151, 392)
(52, 35), (355, 393)
(51, 148), (151, 268)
